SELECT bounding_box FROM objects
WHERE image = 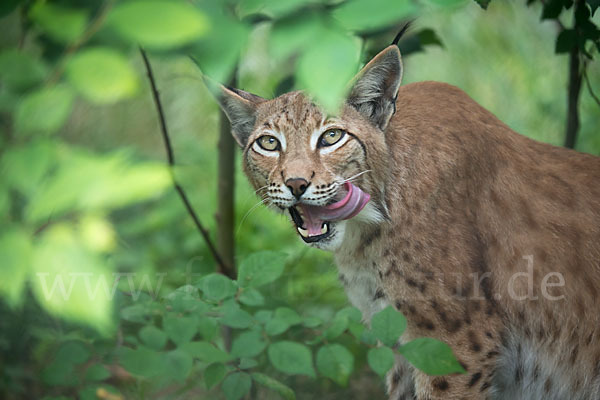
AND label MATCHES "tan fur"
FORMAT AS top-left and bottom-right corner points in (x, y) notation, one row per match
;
(212, 46), (600, 399)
